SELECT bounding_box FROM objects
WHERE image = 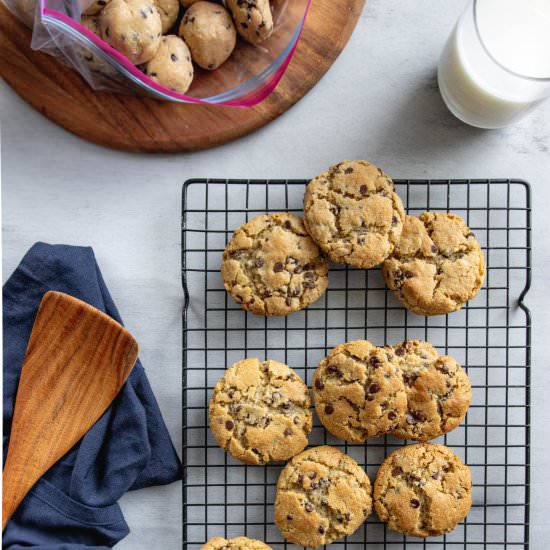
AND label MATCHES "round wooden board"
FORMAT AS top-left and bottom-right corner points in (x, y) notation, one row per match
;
(0, 0), (365, 152)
